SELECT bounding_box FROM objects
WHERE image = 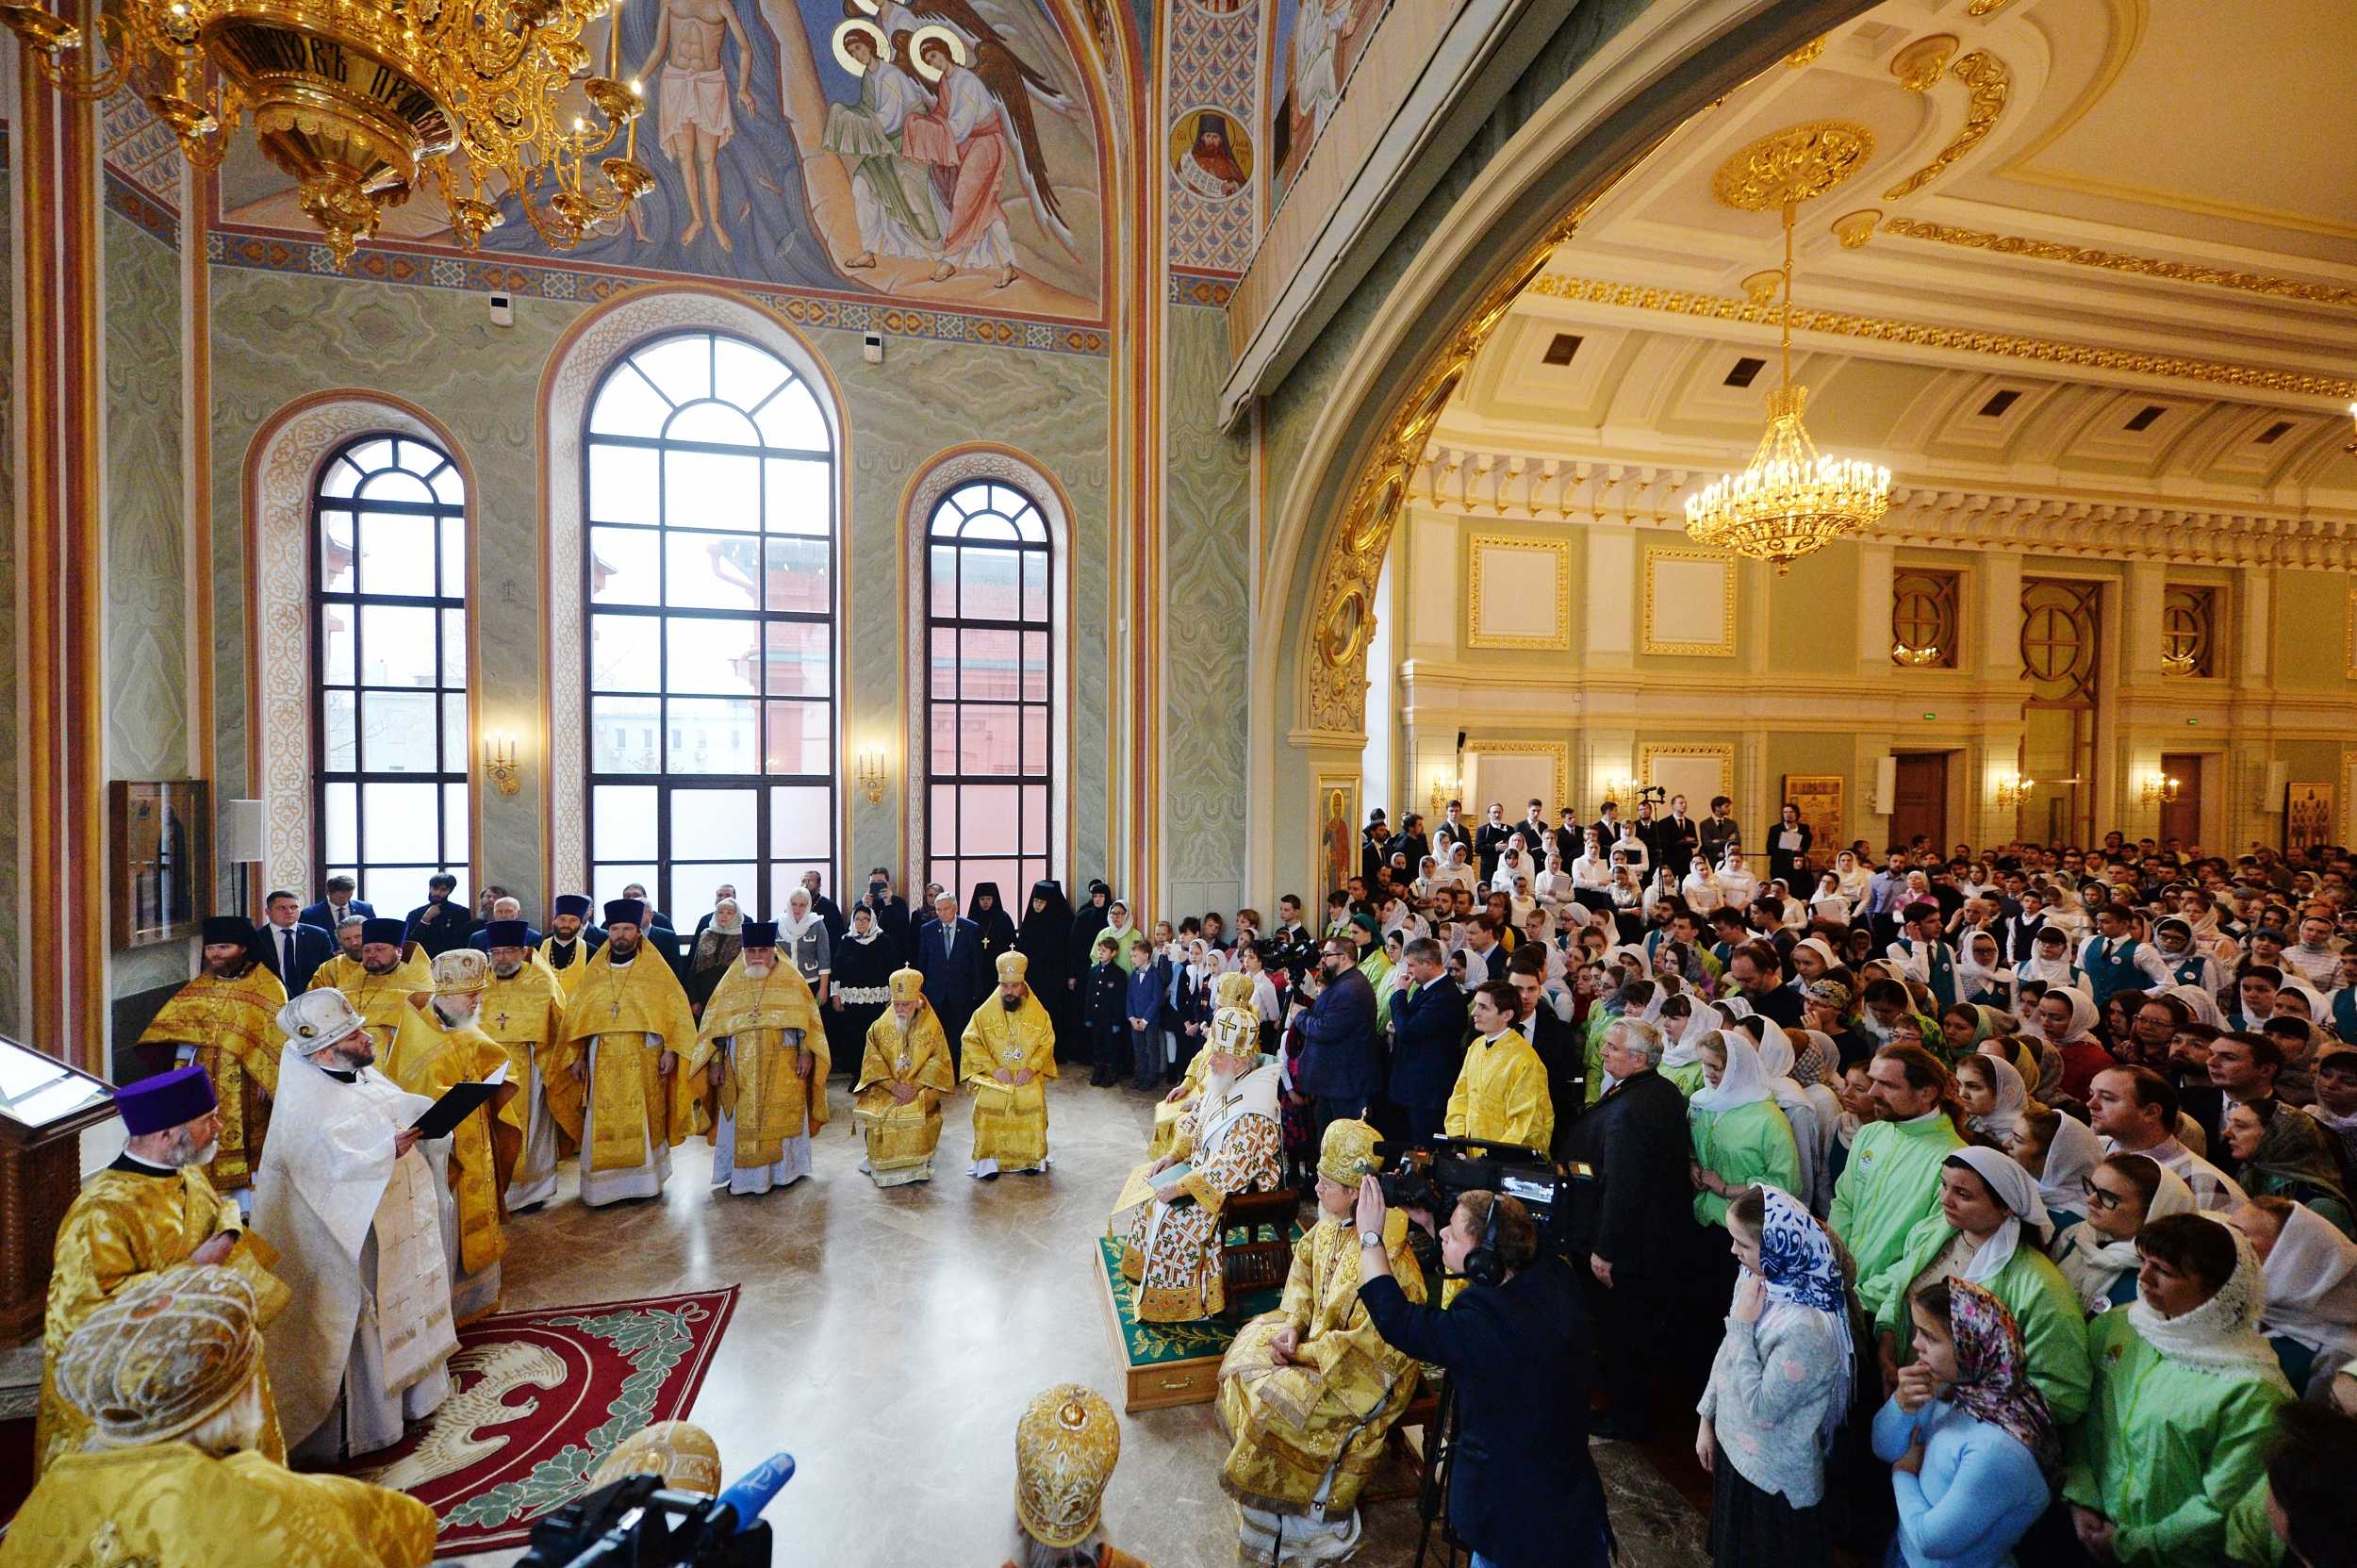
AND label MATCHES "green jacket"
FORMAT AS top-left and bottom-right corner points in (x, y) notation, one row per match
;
(1688, 1098), (1800, 1230)
(1663, 1059), (1706, 1098)
(2064, 1310), (2290, 1567)
(1859, 1212), (2093, 1424)
(1827, 1111), (1965, 1284)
